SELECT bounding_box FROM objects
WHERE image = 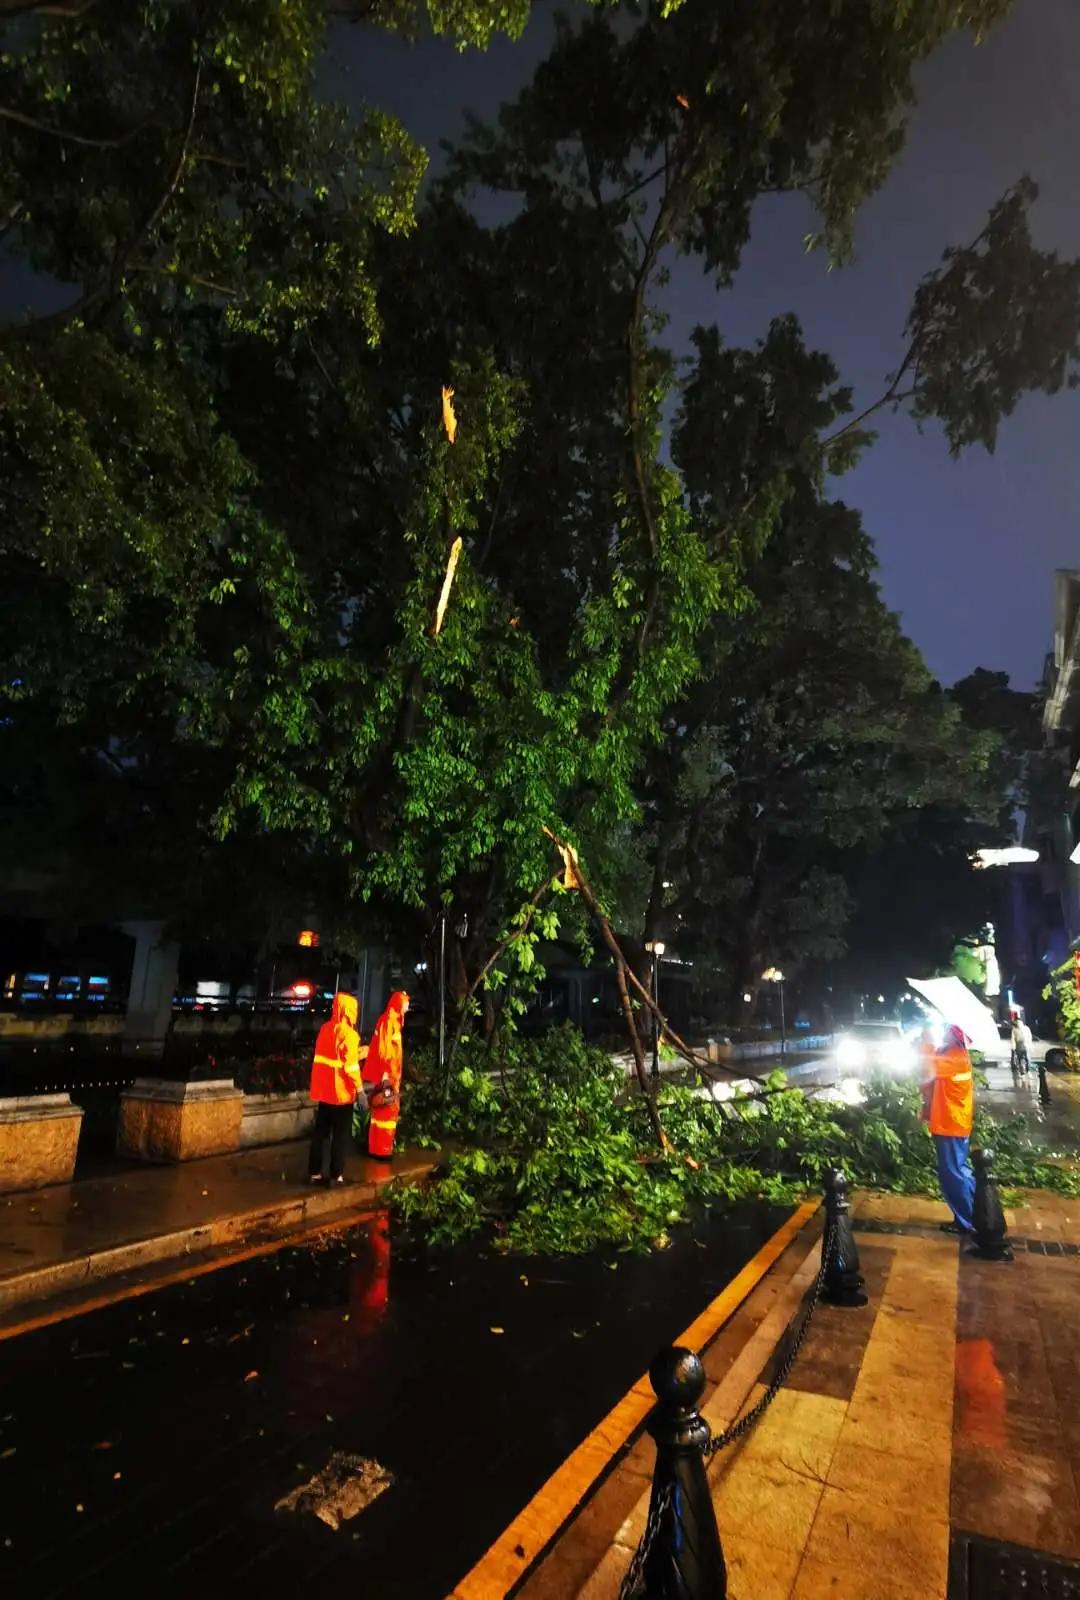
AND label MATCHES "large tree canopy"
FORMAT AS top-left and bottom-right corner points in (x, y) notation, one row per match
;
(3, 0), (1079, 1025)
